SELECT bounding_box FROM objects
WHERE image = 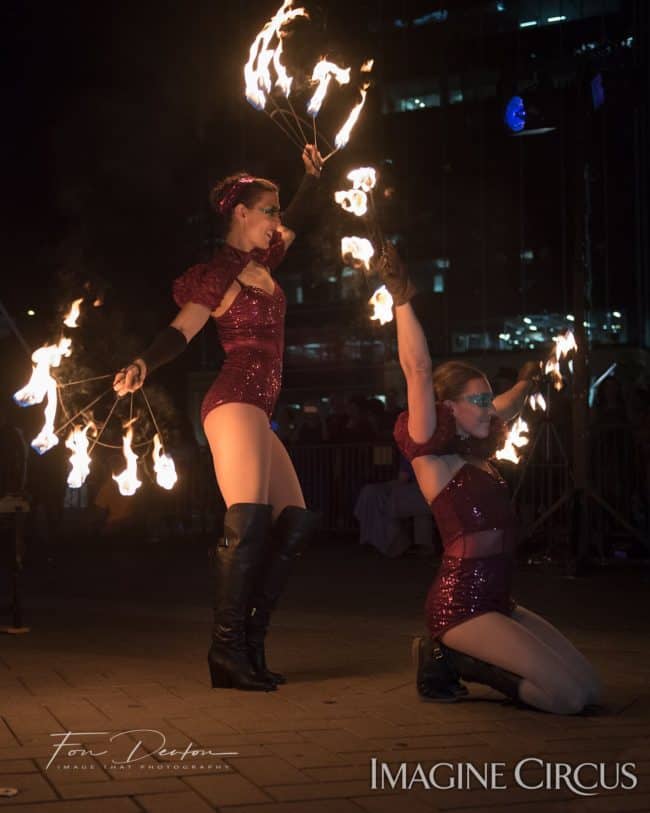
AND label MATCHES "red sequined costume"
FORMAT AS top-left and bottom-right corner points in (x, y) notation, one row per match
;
(173, 231), (287, 423)
(394, 405), (518, 640)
